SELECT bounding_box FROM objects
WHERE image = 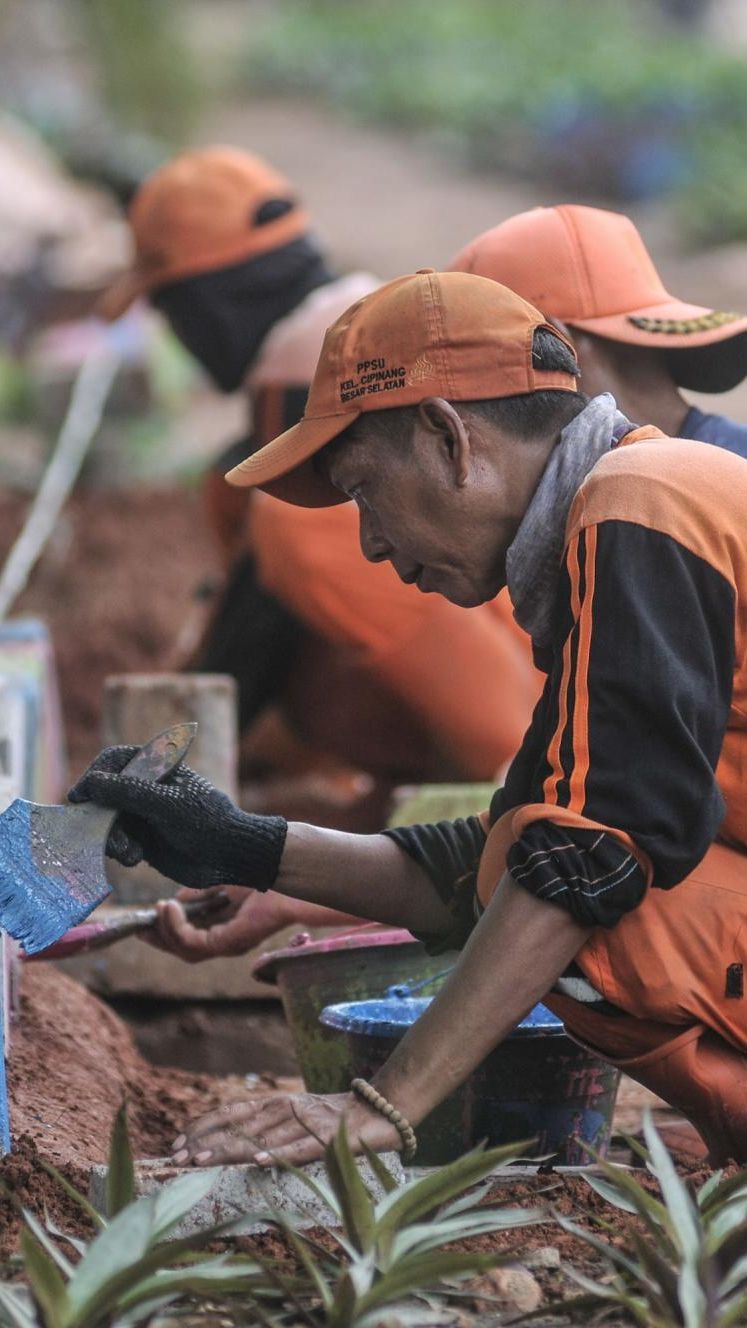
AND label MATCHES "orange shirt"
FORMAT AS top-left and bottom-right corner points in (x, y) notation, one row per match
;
(252, 494), (541, 778)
